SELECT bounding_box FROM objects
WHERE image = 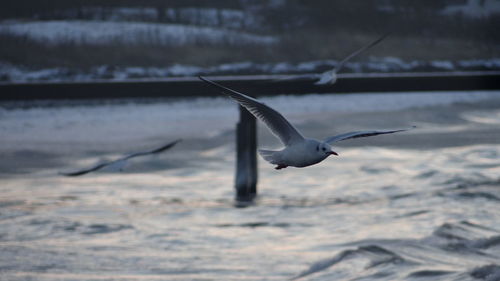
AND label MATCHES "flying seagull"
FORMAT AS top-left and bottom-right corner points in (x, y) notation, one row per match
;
(199, 76), (411, 170)
(314, 33), (389, 85)
(60, 139), (182, 176)
(276, 33), (389, 85)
